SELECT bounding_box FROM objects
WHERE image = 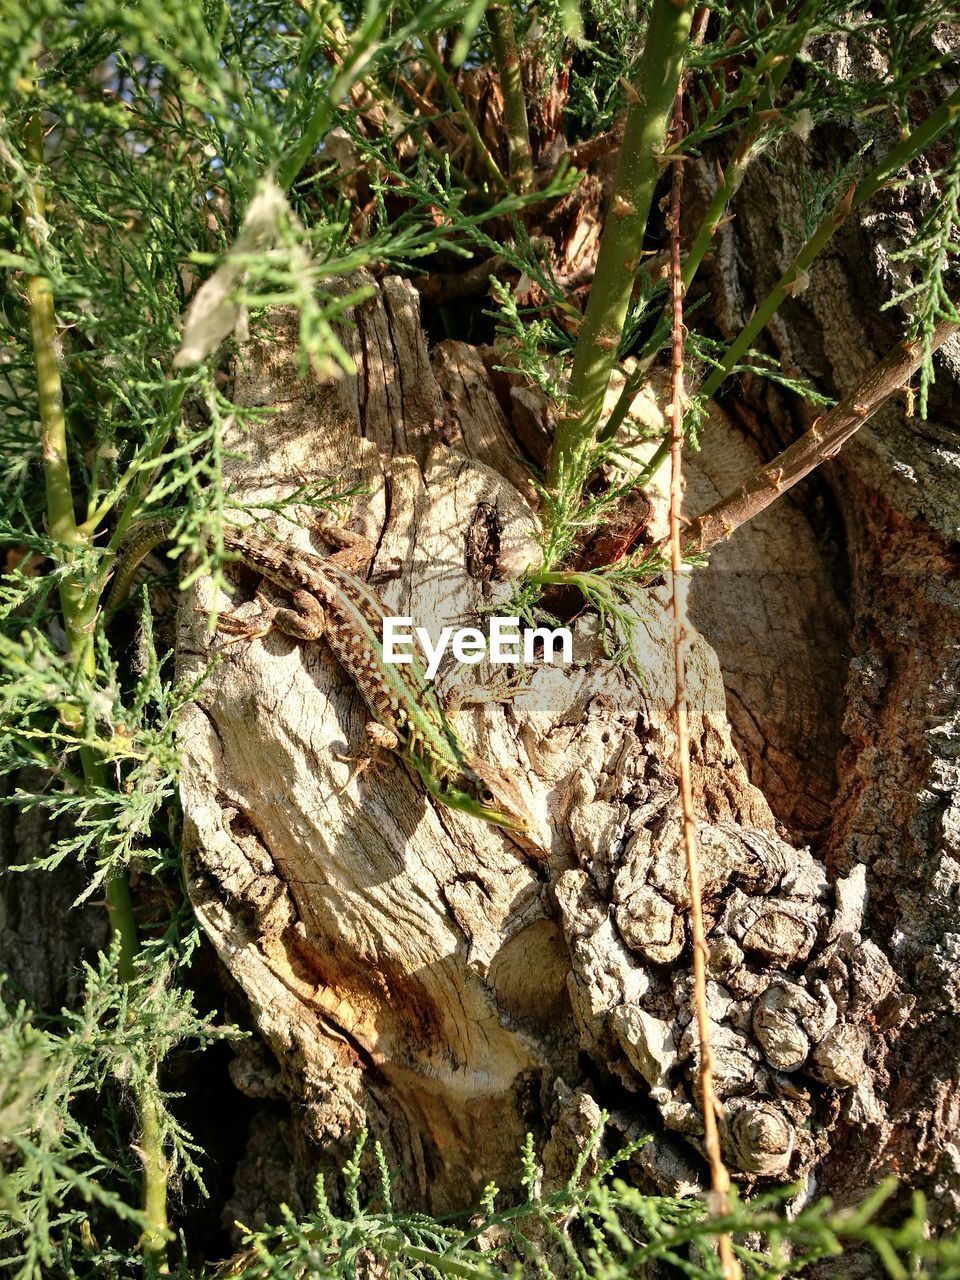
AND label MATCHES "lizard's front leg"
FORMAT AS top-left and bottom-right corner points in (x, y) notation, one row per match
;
(365, 722), (400, 752)
(271, 589), (327, 640)
(317, 519), (402, 583)
(215, 588), (327, 644)
(316, 521), (377, 576)
(335, 720), (400, 793)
